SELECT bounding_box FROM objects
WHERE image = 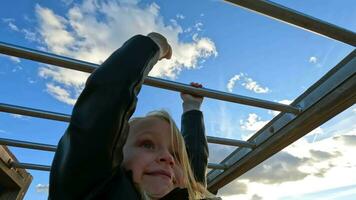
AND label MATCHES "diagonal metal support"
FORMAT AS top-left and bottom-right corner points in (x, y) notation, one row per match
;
(207, 136), (255, 148)
(0, 41), (301, 114)
(207, 50), (356, 192)
(224, 0), (356, 46)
